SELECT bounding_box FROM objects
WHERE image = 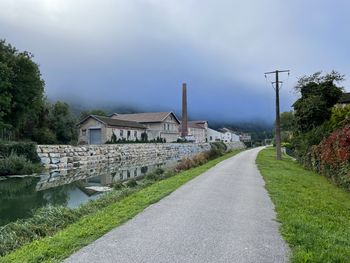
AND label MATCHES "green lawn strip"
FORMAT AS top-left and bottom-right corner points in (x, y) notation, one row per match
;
(1, 149), (242, 263)
(257, 147), (350, 263)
